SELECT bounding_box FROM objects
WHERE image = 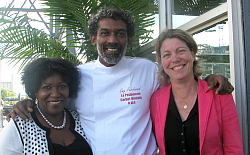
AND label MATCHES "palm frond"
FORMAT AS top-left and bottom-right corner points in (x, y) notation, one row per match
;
(0, 0), (157, 71)
(0, 13), (81, 71)
(40, 0), (156, 58)
(40, 0), (100, 61)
